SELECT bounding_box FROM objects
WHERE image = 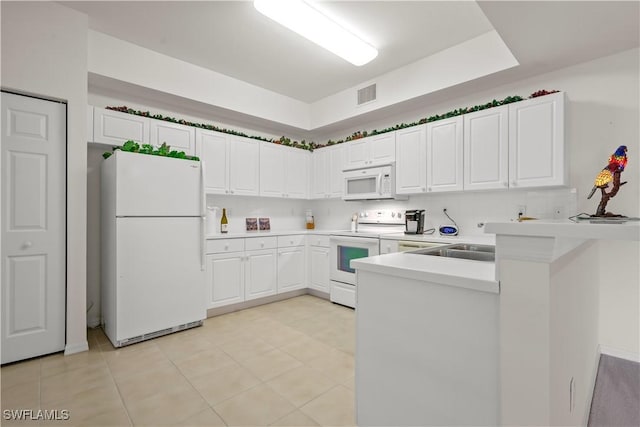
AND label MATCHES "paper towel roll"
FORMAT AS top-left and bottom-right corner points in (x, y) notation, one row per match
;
(206, 206), (220, 235)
